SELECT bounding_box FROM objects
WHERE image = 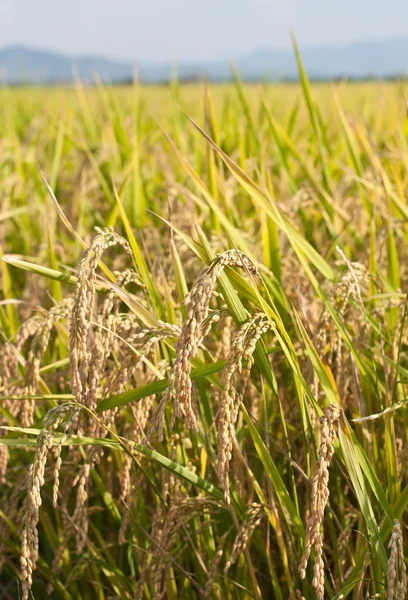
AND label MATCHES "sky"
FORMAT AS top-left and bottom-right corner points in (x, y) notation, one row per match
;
(3, 0), (408, 62)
